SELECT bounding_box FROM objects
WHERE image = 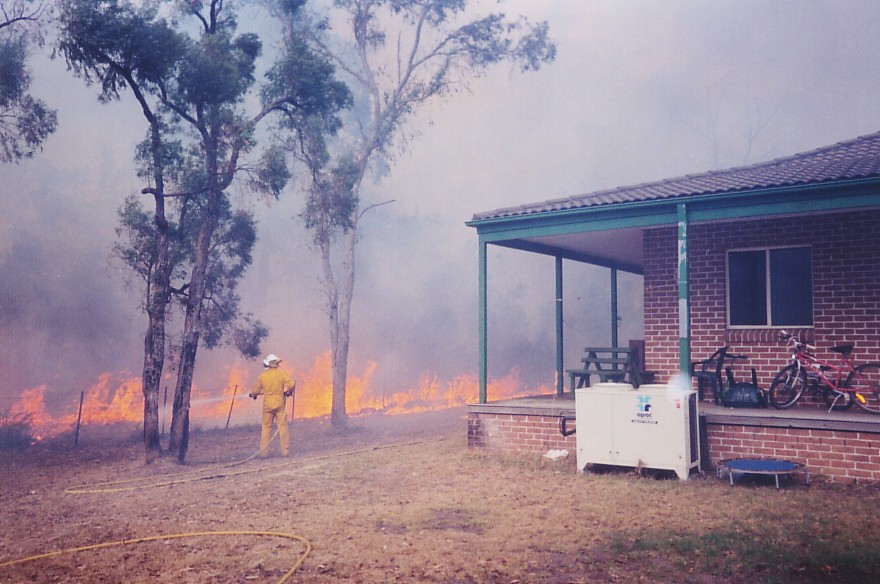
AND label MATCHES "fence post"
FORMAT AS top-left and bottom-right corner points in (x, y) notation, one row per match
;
(225, 385), (238, 430)
(74, 391), (85, 446)
(161, 386), (168, 439)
